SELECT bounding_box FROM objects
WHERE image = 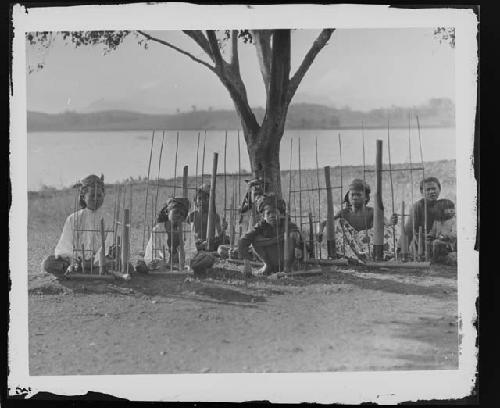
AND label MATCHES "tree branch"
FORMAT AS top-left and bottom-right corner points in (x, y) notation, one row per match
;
(252, 30), (272, 95)
(230, 30), (240, 70)
(287, 29), (335, 103)
(136, 30), (215, 72)
(182, 30), (214, 62)
(205, 30), (225, 68)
